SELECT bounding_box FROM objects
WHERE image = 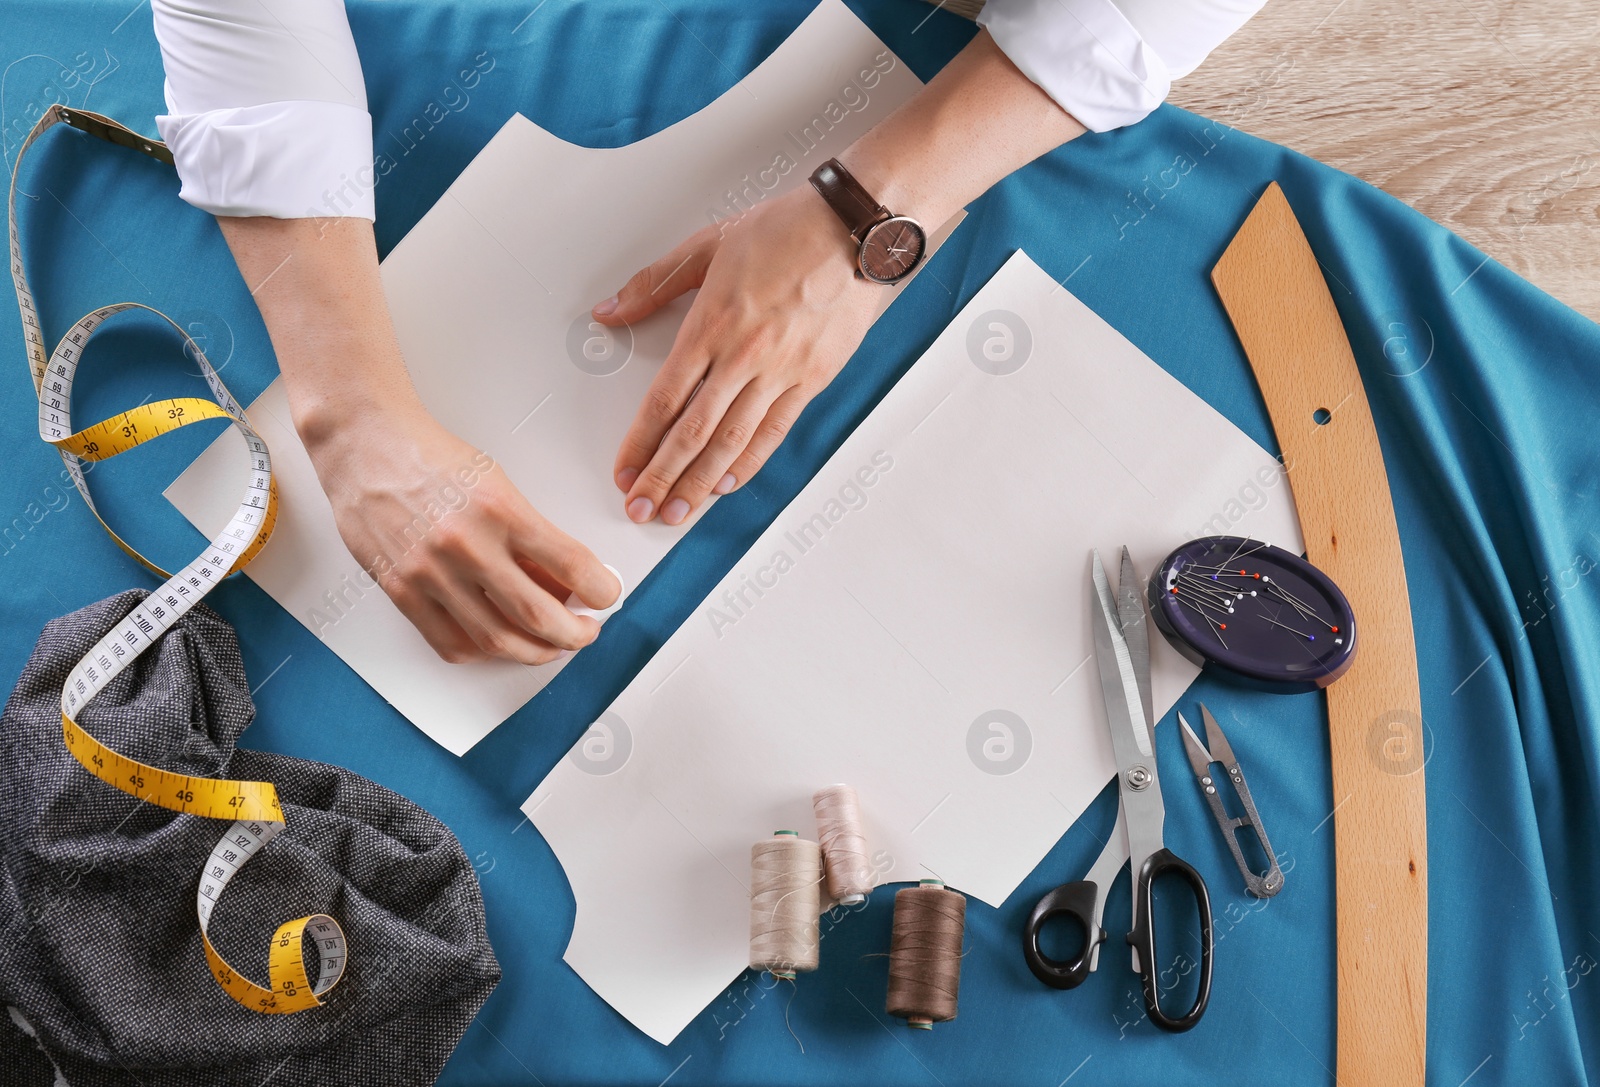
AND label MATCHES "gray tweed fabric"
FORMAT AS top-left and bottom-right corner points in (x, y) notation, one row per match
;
(0, 590), (500, 1086)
